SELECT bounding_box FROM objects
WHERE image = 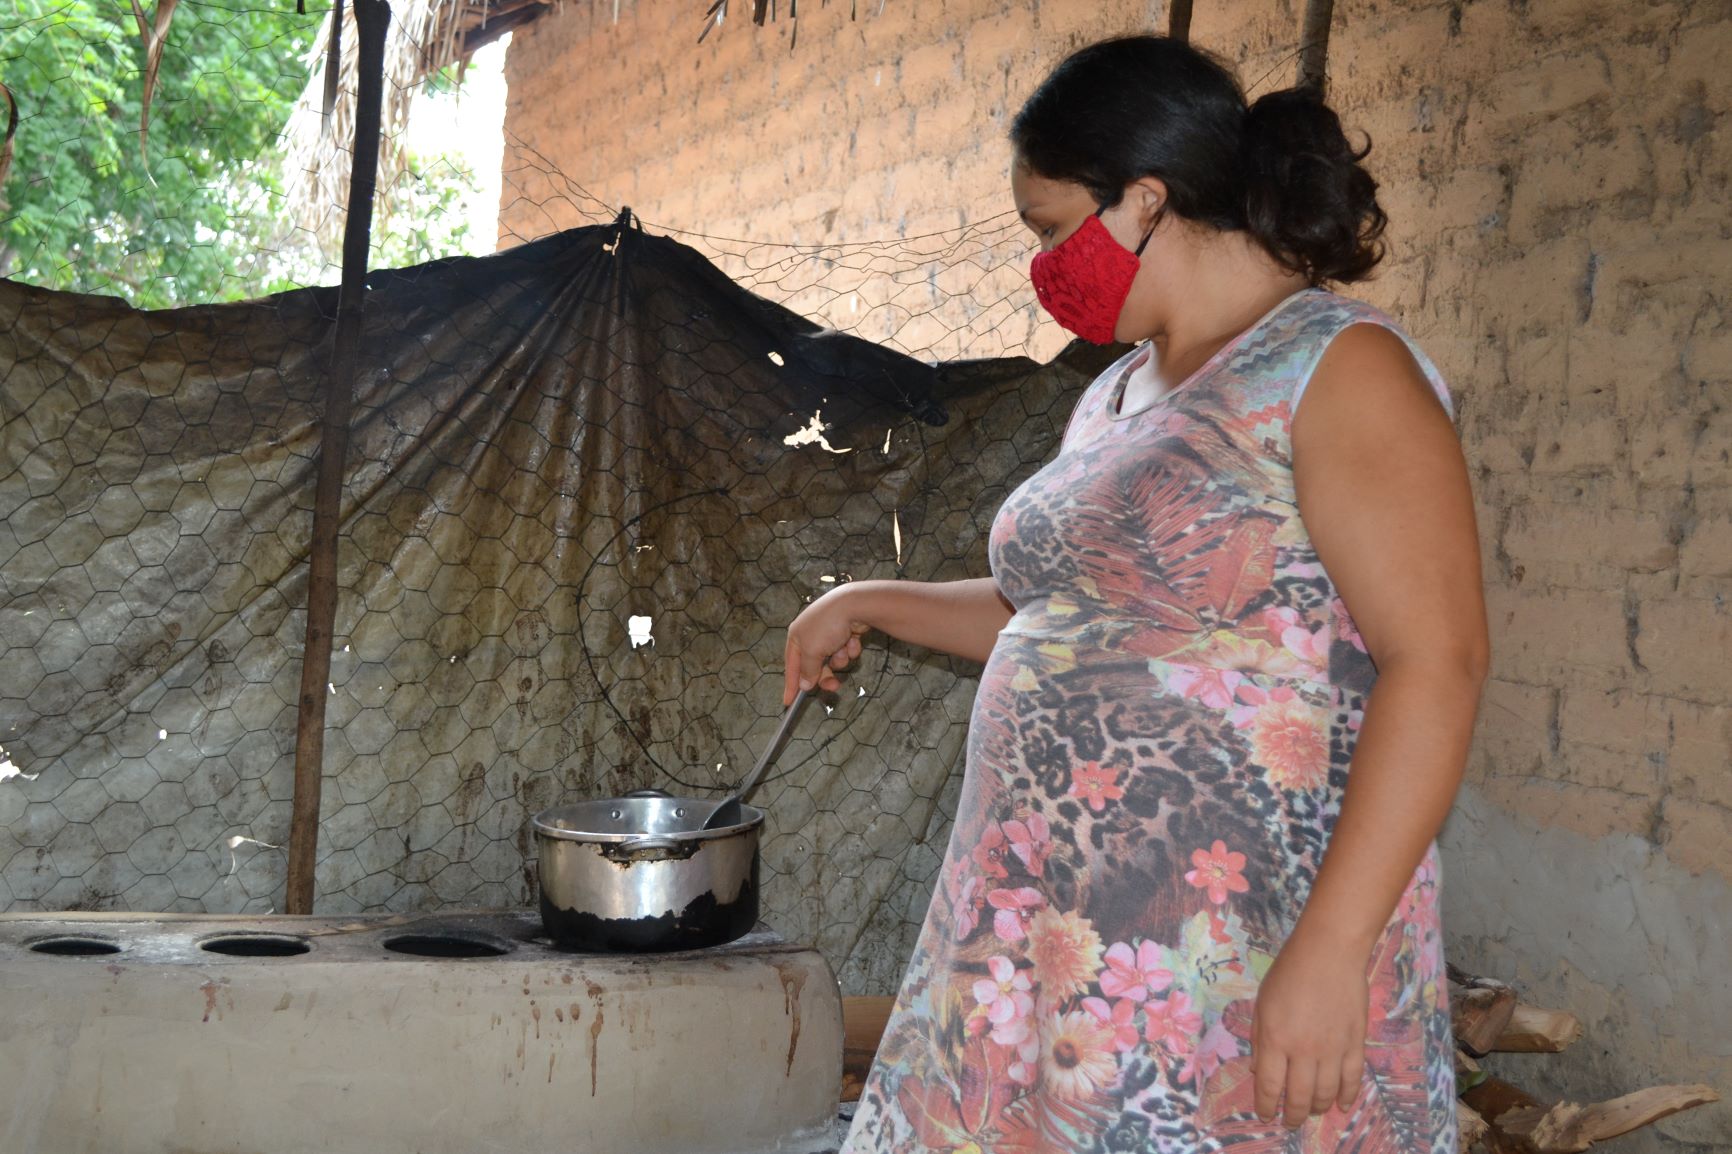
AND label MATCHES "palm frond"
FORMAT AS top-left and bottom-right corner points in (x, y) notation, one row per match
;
(279, 0), (551, 258)
(128, 0), (182, 180)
